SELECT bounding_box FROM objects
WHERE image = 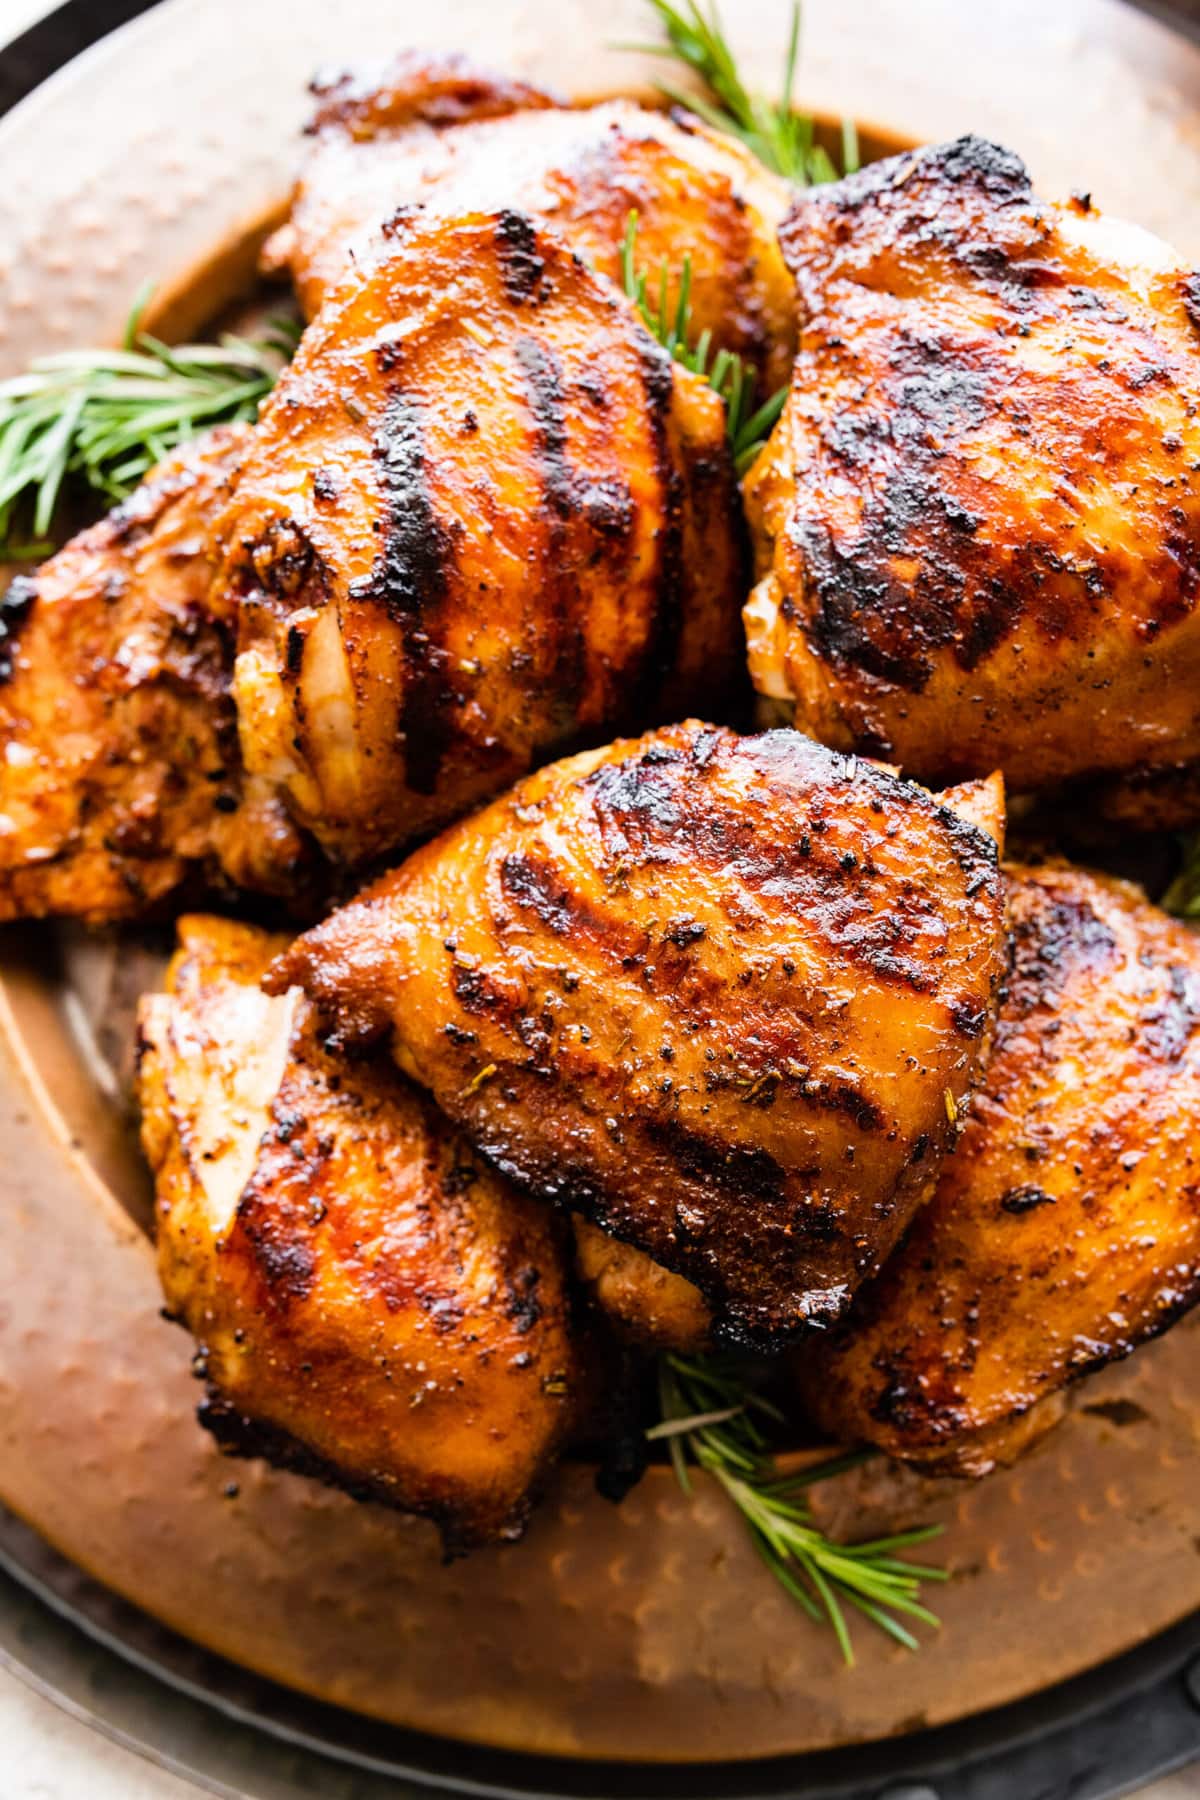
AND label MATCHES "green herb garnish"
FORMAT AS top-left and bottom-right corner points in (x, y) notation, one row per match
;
(632, 0), (860, 186)
(619, 0), (861, 469)
(0, 291), (299, 557)
(620, 209), (787, 473)
(650, 1352), (949, 1663)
